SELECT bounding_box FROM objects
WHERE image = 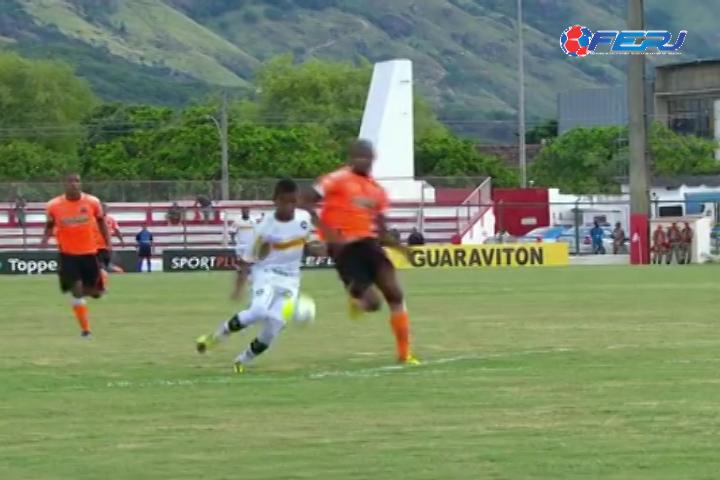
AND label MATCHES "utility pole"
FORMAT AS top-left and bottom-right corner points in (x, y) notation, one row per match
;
(219, 92), (230, 201)
(627, 0), (650, 264)
(517, 0), (527, 188)
(207, 94), (231, 200)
